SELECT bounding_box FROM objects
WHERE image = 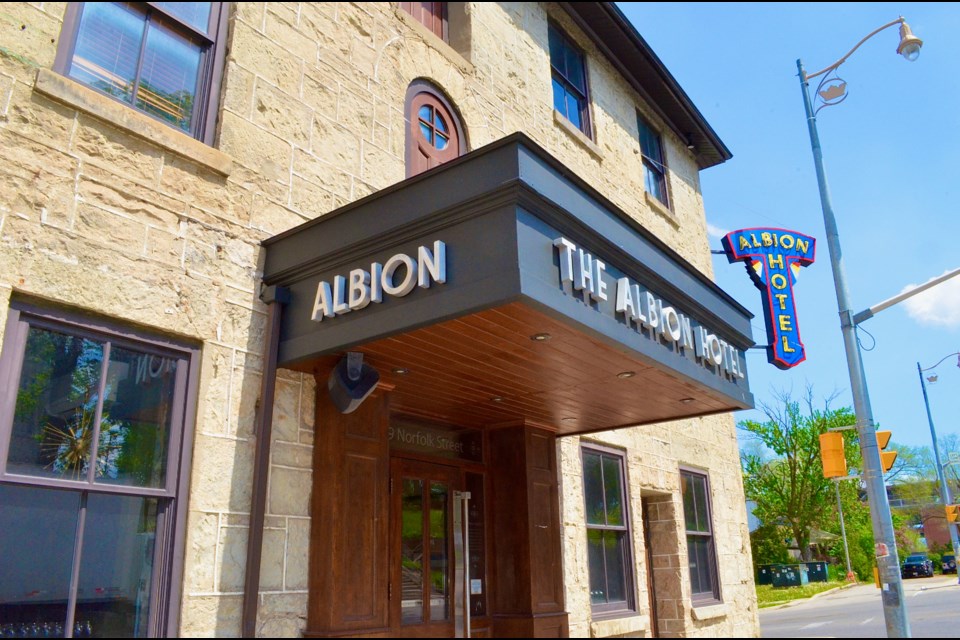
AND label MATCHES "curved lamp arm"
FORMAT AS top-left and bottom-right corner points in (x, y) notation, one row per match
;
(920, 352), (960, 373)
(804, 17), (907, 81)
